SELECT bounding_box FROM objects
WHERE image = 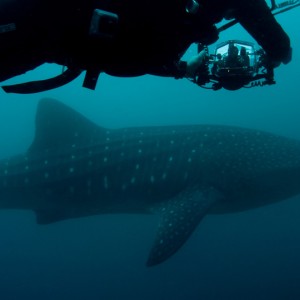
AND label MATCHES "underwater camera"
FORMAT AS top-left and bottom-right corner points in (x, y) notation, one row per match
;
(193, 40), (276, 91)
